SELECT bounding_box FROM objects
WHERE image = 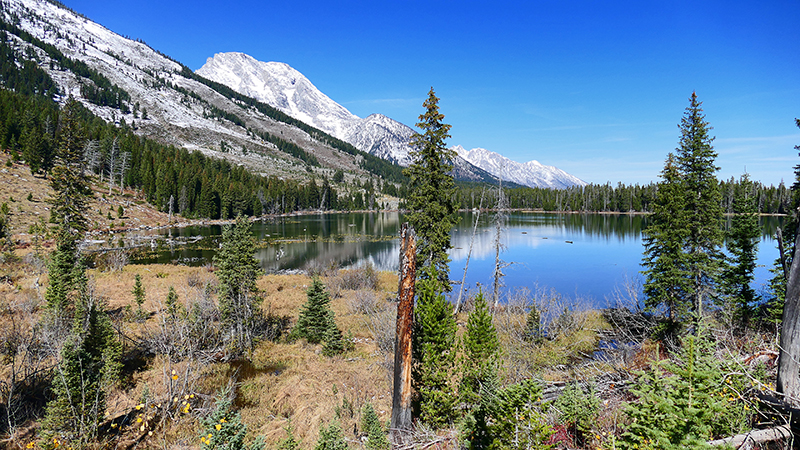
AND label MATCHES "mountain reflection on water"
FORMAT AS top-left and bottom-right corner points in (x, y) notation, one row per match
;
(125, 211), (782, 306)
